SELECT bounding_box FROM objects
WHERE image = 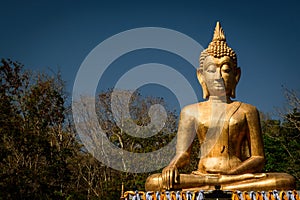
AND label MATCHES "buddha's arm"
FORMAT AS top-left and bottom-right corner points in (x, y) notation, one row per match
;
(172, 106), (197, 166)
(227, 106), (265, 175)
(162, 106), (196, 189)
